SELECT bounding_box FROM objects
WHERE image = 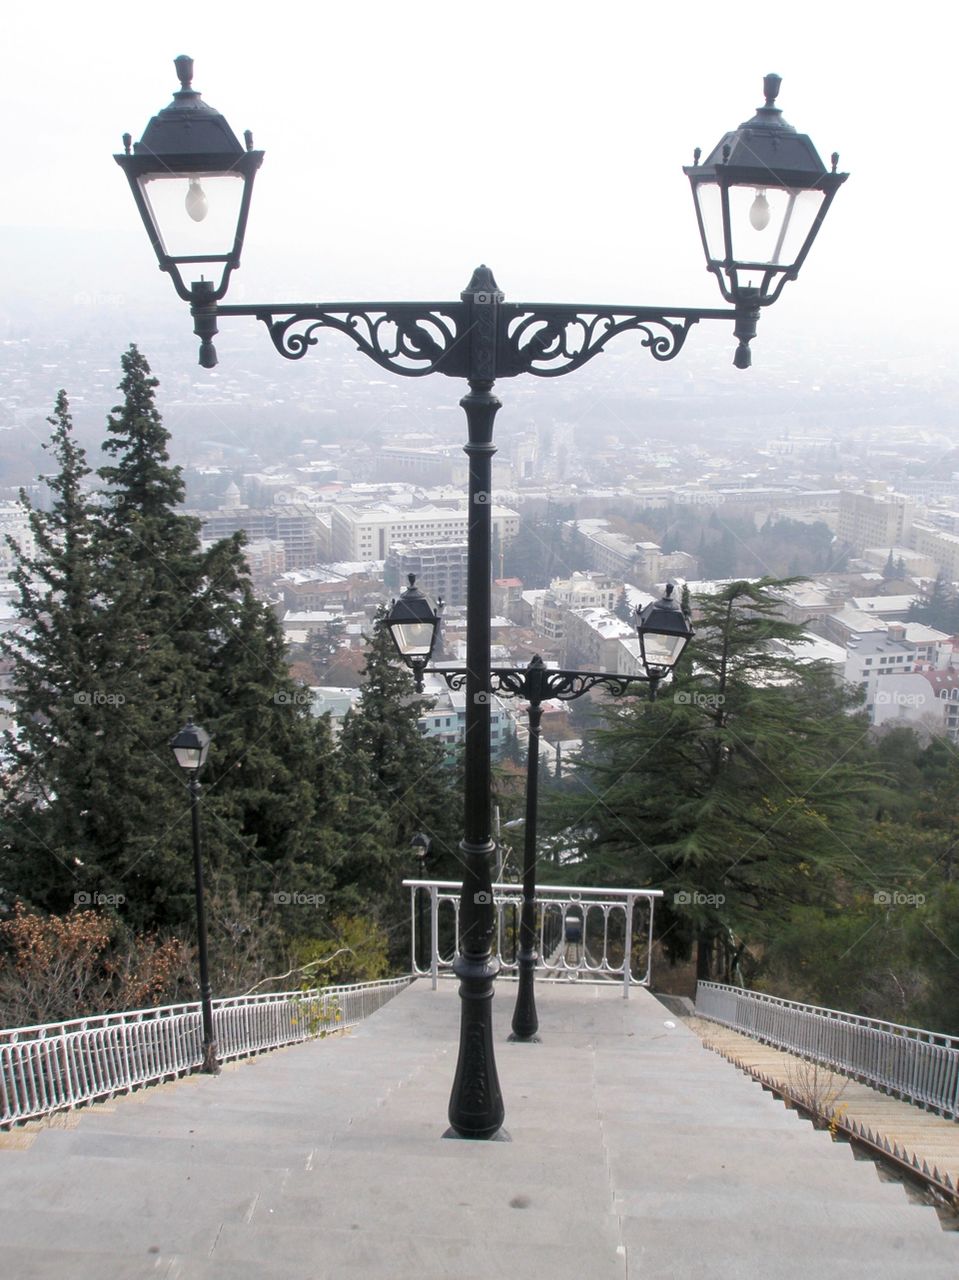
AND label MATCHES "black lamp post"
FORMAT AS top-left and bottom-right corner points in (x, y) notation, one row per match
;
(410, 832), (431, 972)
(170, 719), (218, 1074)
(118, 62), (845, 1140)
